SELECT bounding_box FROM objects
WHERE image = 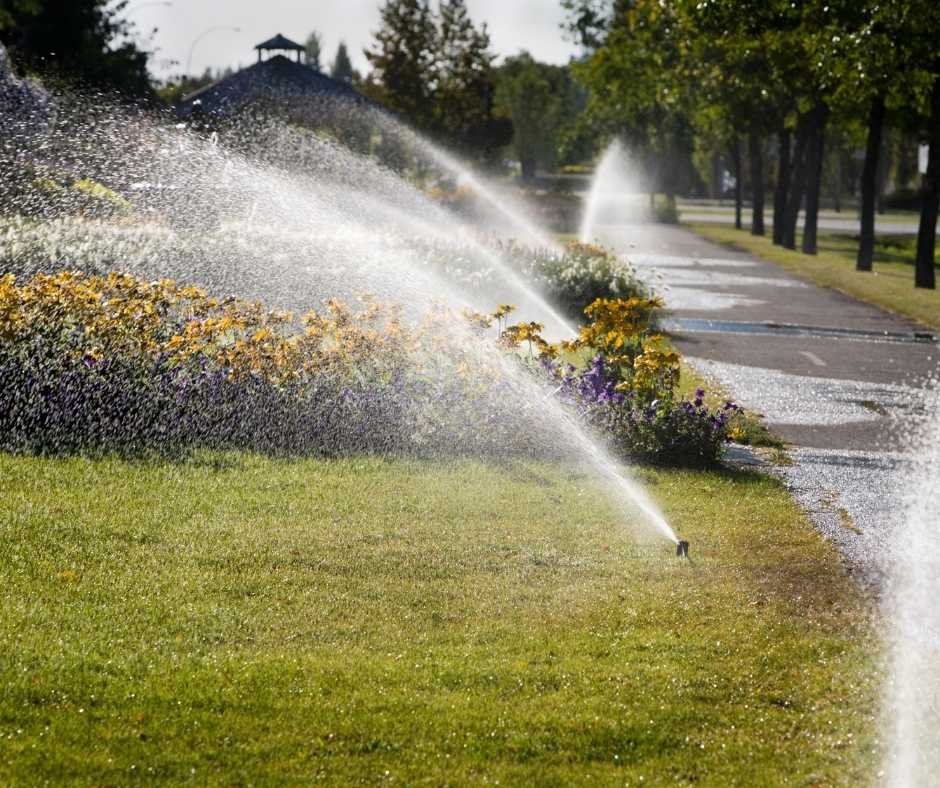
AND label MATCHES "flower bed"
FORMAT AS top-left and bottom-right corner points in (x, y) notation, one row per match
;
(0, 258), (737, 465)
